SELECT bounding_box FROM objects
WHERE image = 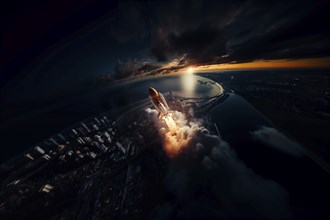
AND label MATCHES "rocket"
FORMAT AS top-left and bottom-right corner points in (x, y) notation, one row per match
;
(149, 87), (169, 118)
